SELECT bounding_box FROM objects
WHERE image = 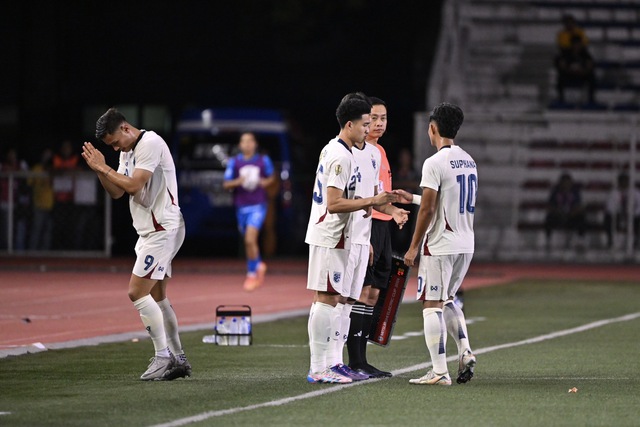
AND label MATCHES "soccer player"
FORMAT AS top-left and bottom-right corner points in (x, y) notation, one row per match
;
(81, 108), (191, 381)
(223, 132), (275, 291)
(327, 108), (410, 381)
(305, 94), (399, 384)
(403, 102), (477, 386)
(347, 97), (397, 378)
